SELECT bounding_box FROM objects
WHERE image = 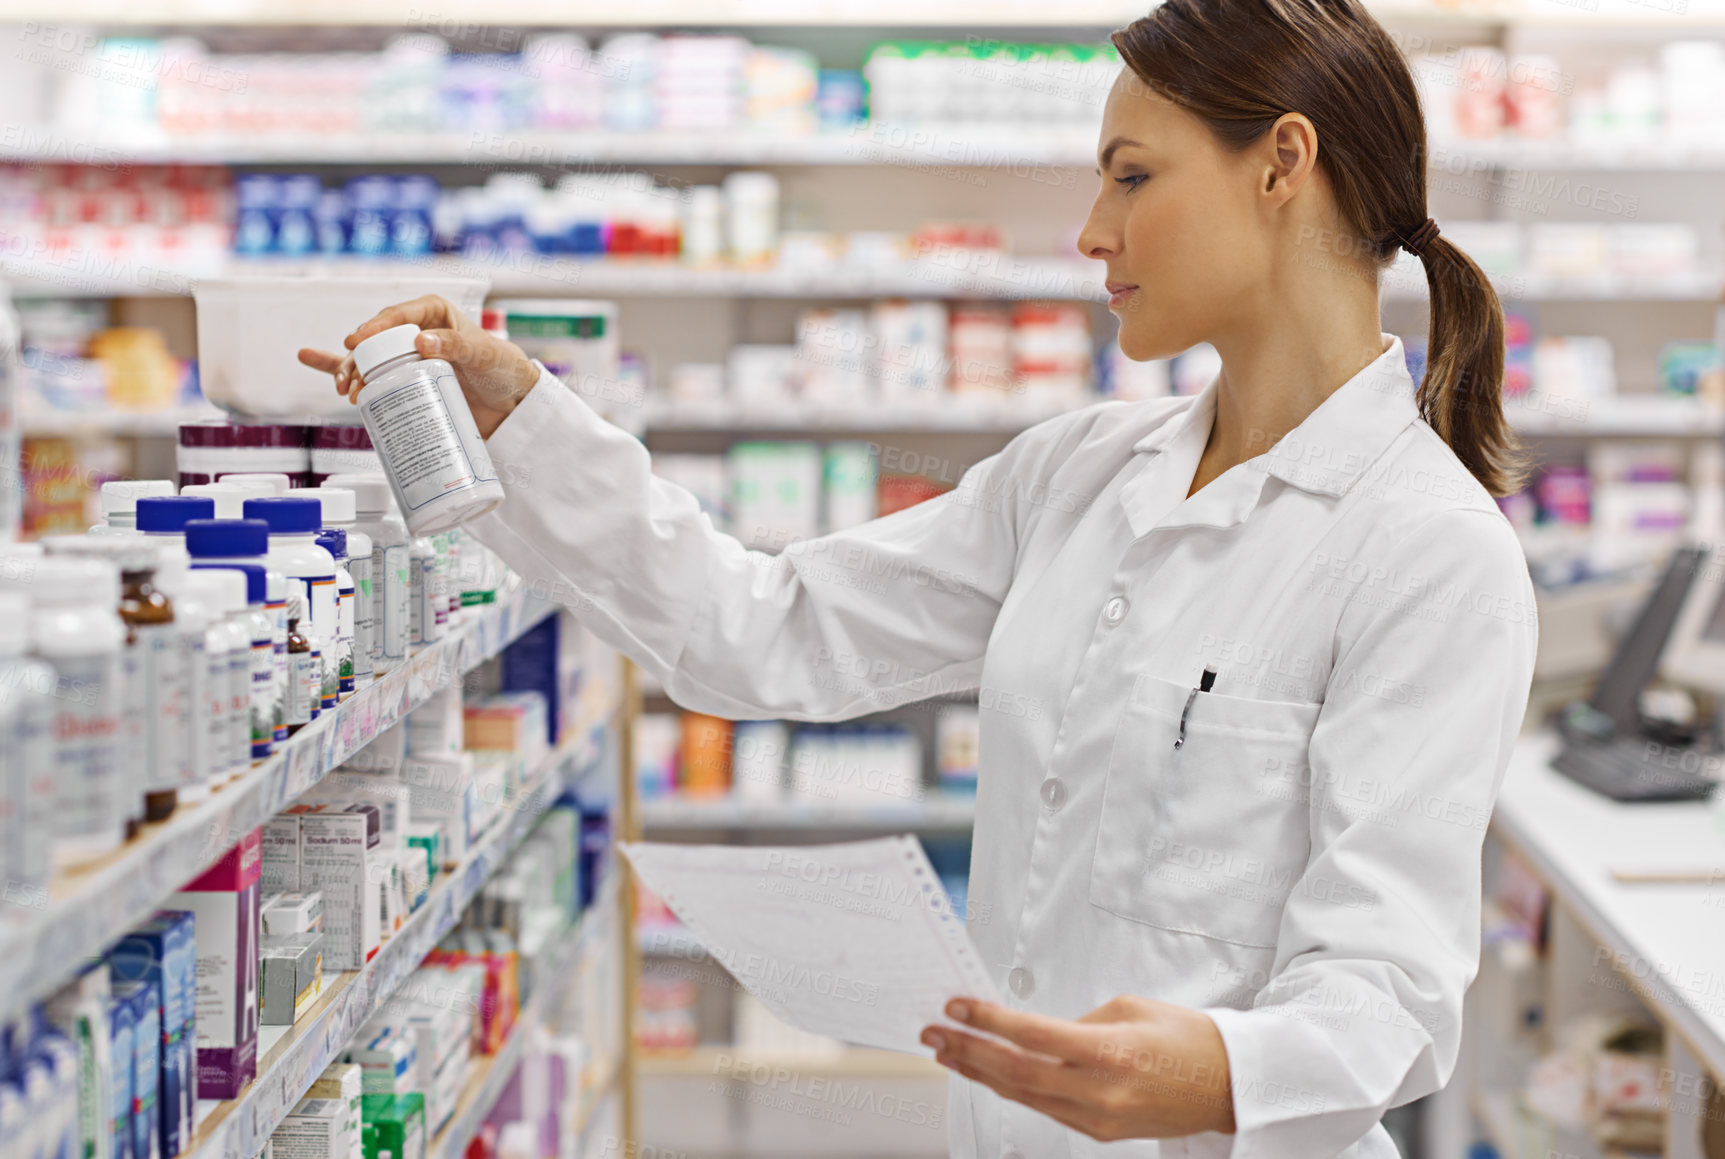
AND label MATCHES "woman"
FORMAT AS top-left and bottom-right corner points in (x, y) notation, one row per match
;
(302, 0), (1536, 1152)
